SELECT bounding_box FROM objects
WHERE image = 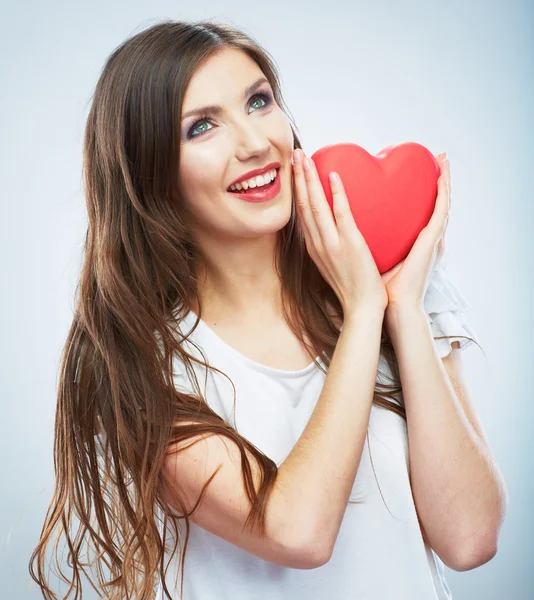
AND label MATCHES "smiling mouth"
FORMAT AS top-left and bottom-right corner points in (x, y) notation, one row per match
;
(227, 168), (280, 193)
